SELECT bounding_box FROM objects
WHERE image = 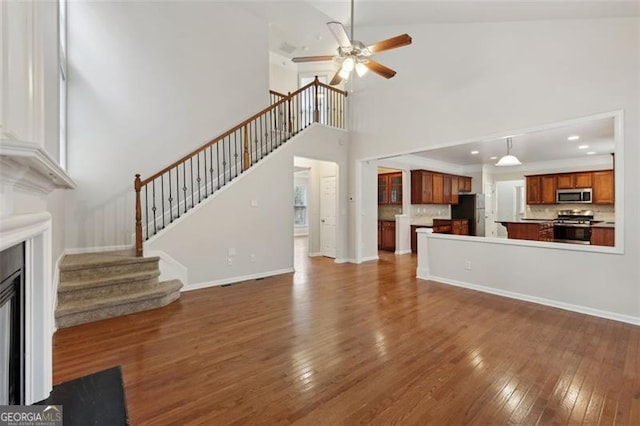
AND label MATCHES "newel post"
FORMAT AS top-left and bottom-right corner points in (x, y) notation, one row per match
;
(243, 124), (250, 171)
(313, 76), (319, 123)
(134, 174), (143, 257)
